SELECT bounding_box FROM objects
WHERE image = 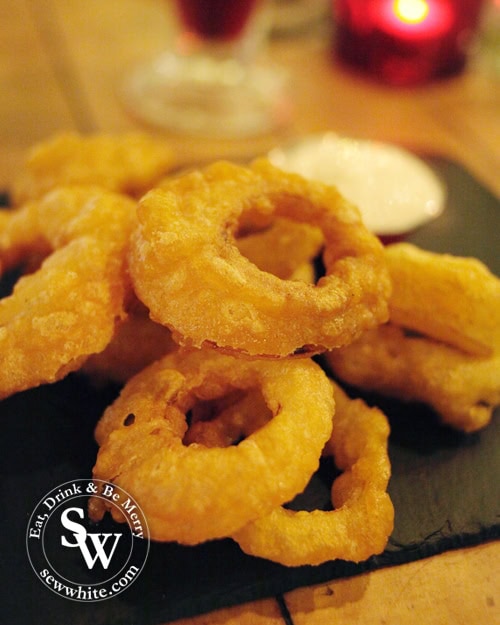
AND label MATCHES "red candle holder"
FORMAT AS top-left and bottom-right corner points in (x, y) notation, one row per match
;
(332, 0), (486, 85)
